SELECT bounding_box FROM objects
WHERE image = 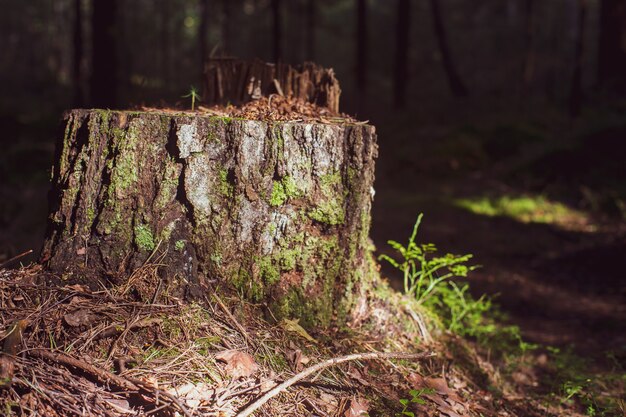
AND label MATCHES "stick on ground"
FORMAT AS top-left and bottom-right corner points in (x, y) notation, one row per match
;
(236, 350), (436, 417)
